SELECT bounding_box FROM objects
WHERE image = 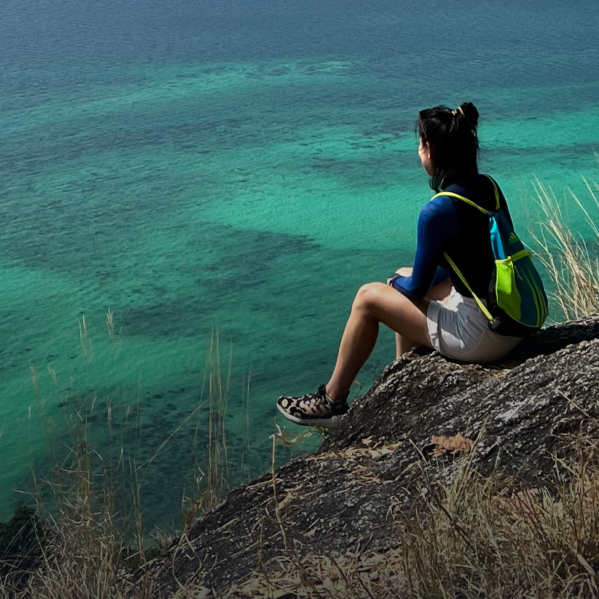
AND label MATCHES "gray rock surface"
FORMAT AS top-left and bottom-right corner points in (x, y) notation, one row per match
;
(138, 316), (599, 596)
